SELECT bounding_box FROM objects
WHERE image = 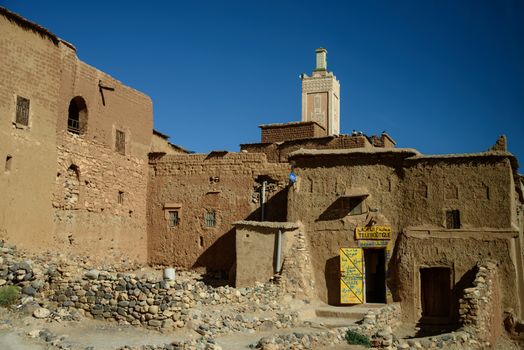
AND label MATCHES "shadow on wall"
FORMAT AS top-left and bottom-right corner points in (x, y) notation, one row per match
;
(193, 228), (236, 286)
(193, 187), (288, 287)
(246, 188), (288, 222)
(317, 197), (352, 221)
(325, 256), (341, 305)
